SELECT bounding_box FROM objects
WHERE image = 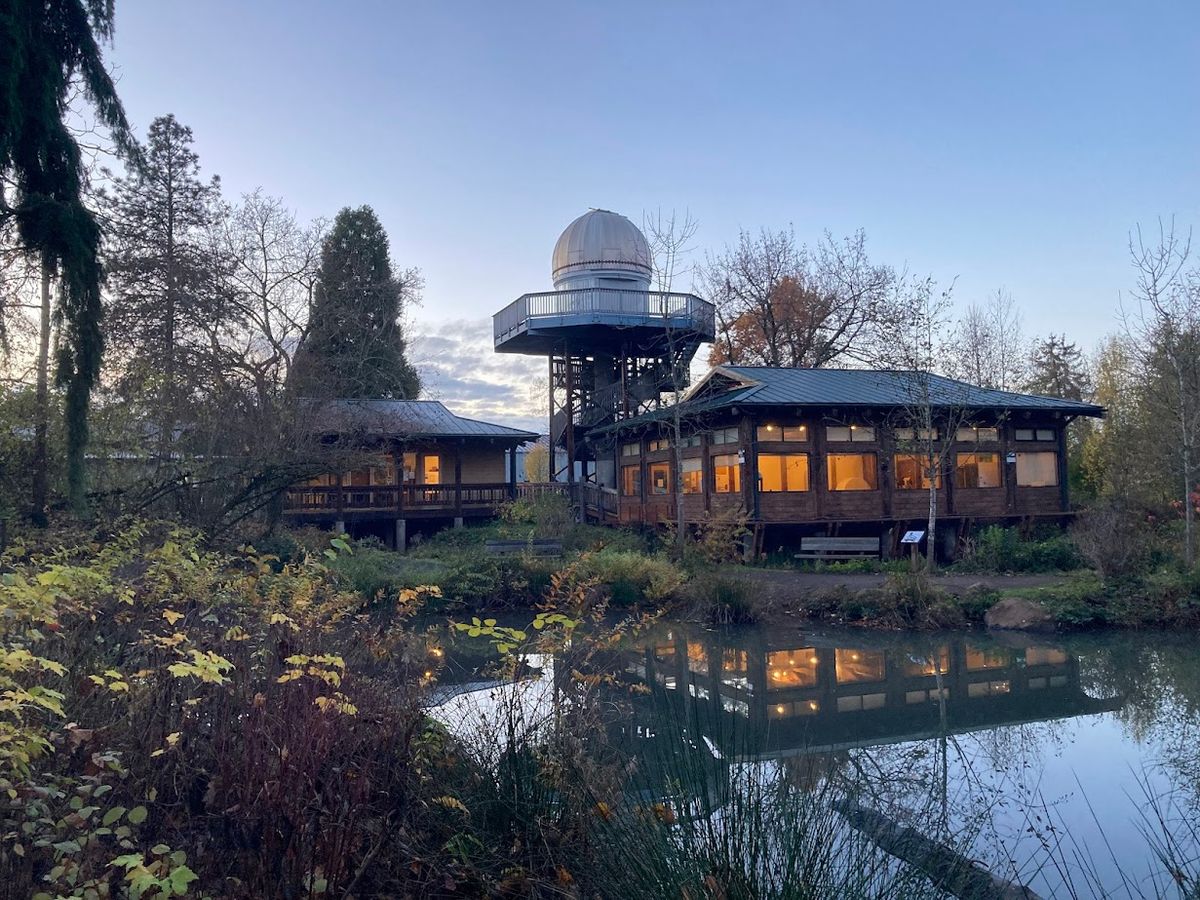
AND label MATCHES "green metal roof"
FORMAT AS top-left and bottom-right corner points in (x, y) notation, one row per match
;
(593, 366), (1104, 434)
